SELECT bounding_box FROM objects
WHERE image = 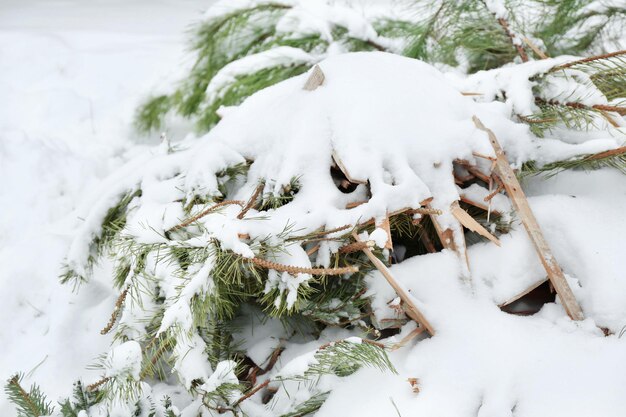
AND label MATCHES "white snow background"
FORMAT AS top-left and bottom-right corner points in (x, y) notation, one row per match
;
(0, 1), (209, 414)
(1, 1), (626, 417)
